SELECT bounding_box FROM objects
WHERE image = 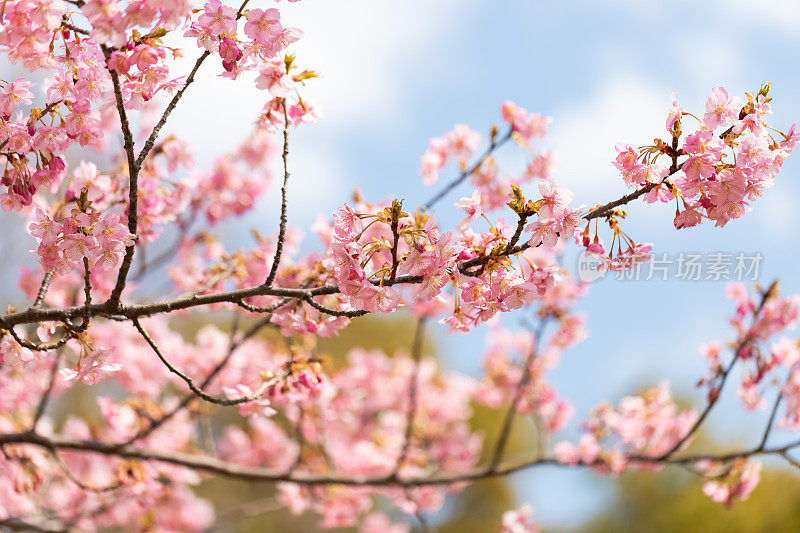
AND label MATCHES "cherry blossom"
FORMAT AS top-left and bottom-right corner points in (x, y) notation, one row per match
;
(0, 1), (798, 529)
